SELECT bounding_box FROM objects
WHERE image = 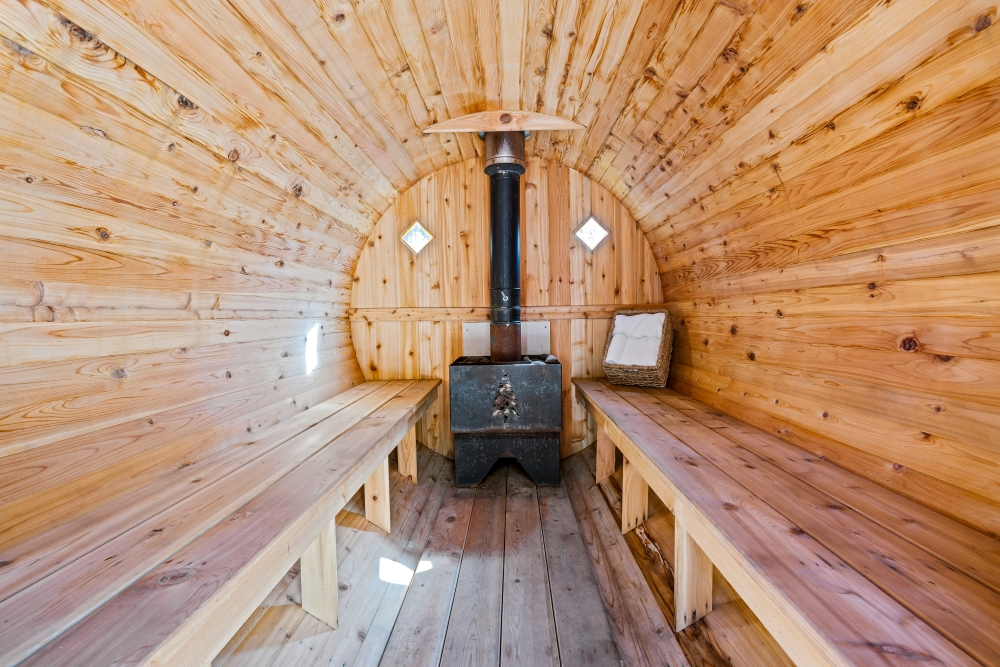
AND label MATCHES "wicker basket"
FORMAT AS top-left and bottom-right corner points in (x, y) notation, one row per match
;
(602, 308), (672, 387)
